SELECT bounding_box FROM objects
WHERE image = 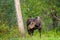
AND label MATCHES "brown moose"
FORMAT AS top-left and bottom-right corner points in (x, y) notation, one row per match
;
(26, 16), (42, 36)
